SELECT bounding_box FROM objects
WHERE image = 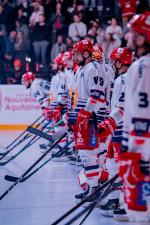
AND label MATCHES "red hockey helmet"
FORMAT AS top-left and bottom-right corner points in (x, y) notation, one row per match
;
(54, 53), (66, 67)
(73, 39), (93, 54)
(92, 44), (103, 61)
(22, 71), (35, 83)
(129, 12), (150, 44)
(110, 47), (133, 65)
